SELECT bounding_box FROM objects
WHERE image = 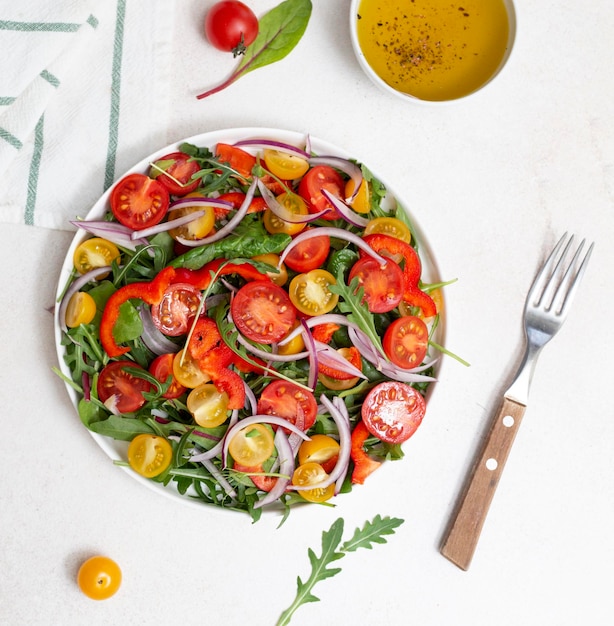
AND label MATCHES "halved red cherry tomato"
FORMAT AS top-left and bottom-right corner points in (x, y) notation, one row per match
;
(204, 1), (258, 56)
(110, 173), (170, 230)
(257, 380), (317, 431)
(283, 230), (331, 273)
(348, 257), (404, 313)
(149, 353), (187, 399)
(233, 461), (278, 492)
(288, 269), (339, 316)
(383, 315), (429, 369)
(97, 361), (152, 413)
(230, 281), (296, 344)
(150, 283), (202, 337)
(150, 151), (201, 196)
(361, 381), (426, 444)
(298, 165), (345, 220)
